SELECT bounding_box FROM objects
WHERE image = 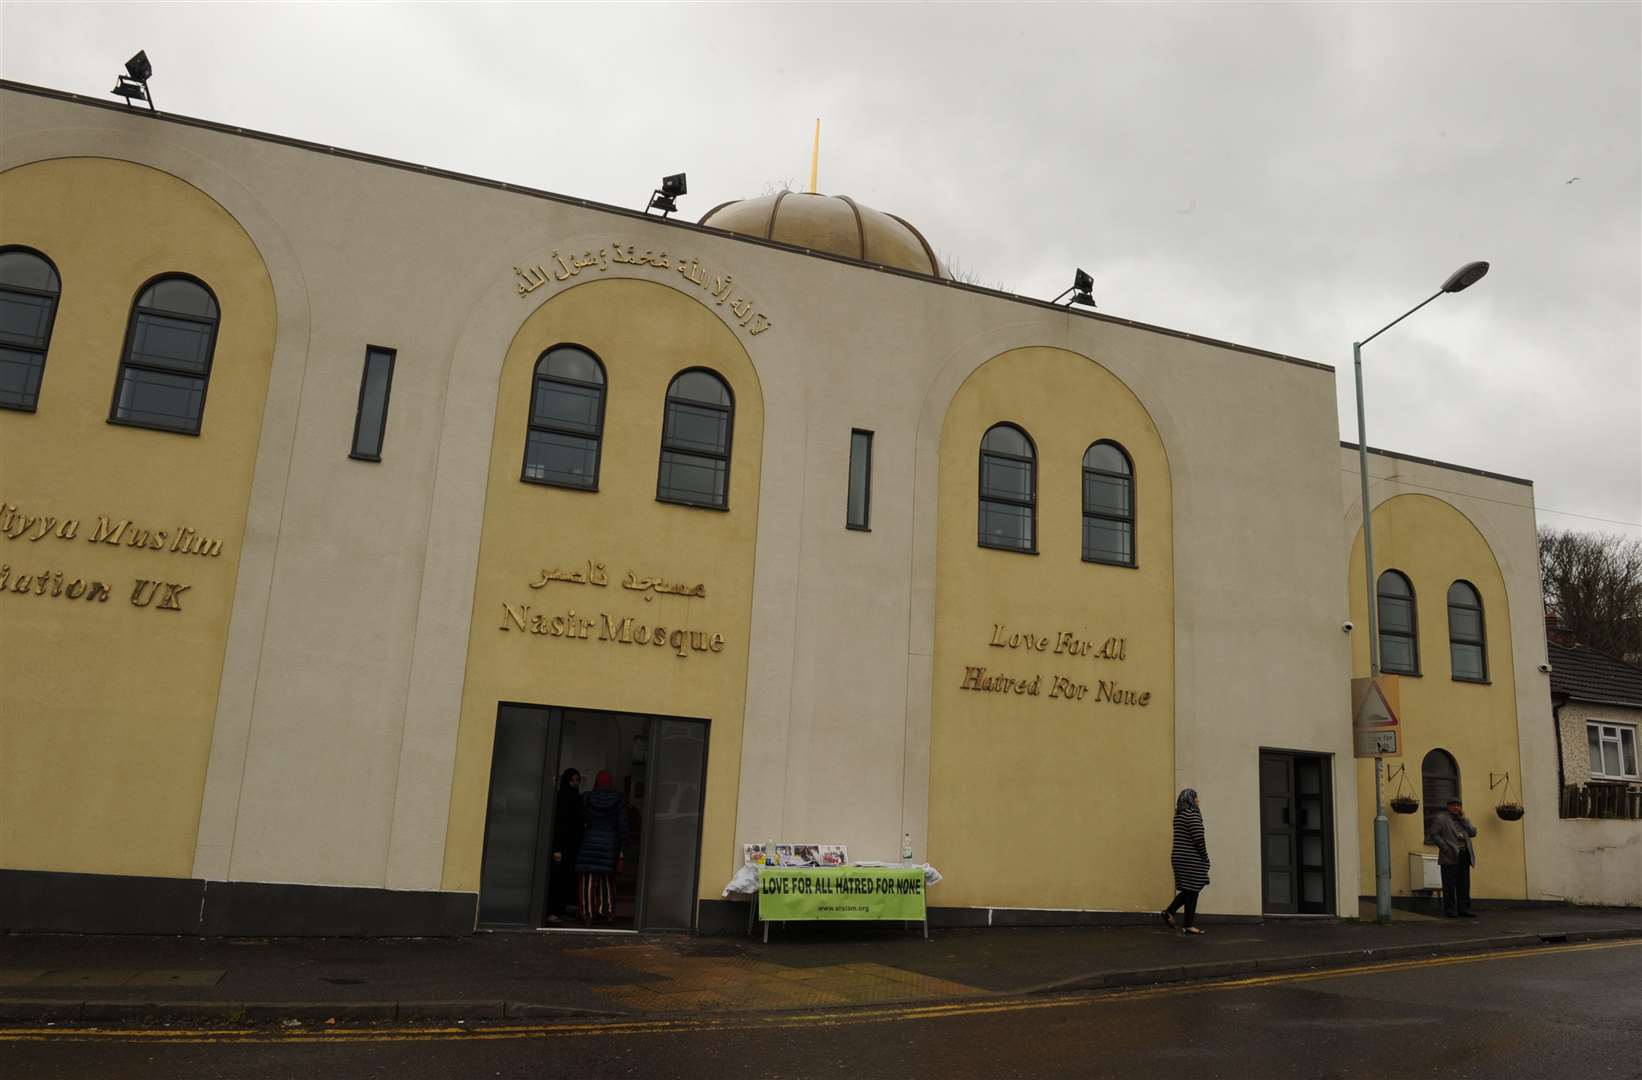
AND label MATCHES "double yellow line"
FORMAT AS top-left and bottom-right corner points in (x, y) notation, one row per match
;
(2, 937), (1635, 1045)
